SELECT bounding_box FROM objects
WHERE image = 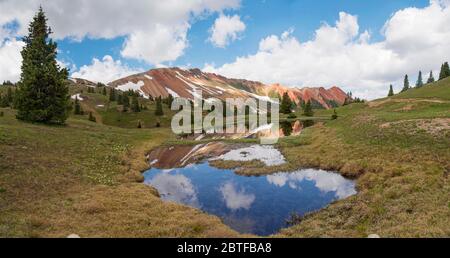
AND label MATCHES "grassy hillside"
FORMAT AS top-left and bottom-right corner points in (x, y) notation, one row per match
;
(1, 80), (449, 237)
(206, 80), (450, 237)
(393, 77), (450, 100)
(0, 88), (239, 237)
(275, 80), (450, 237)
(1, 83), (236, 237)
(68, 83), (176, 128)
